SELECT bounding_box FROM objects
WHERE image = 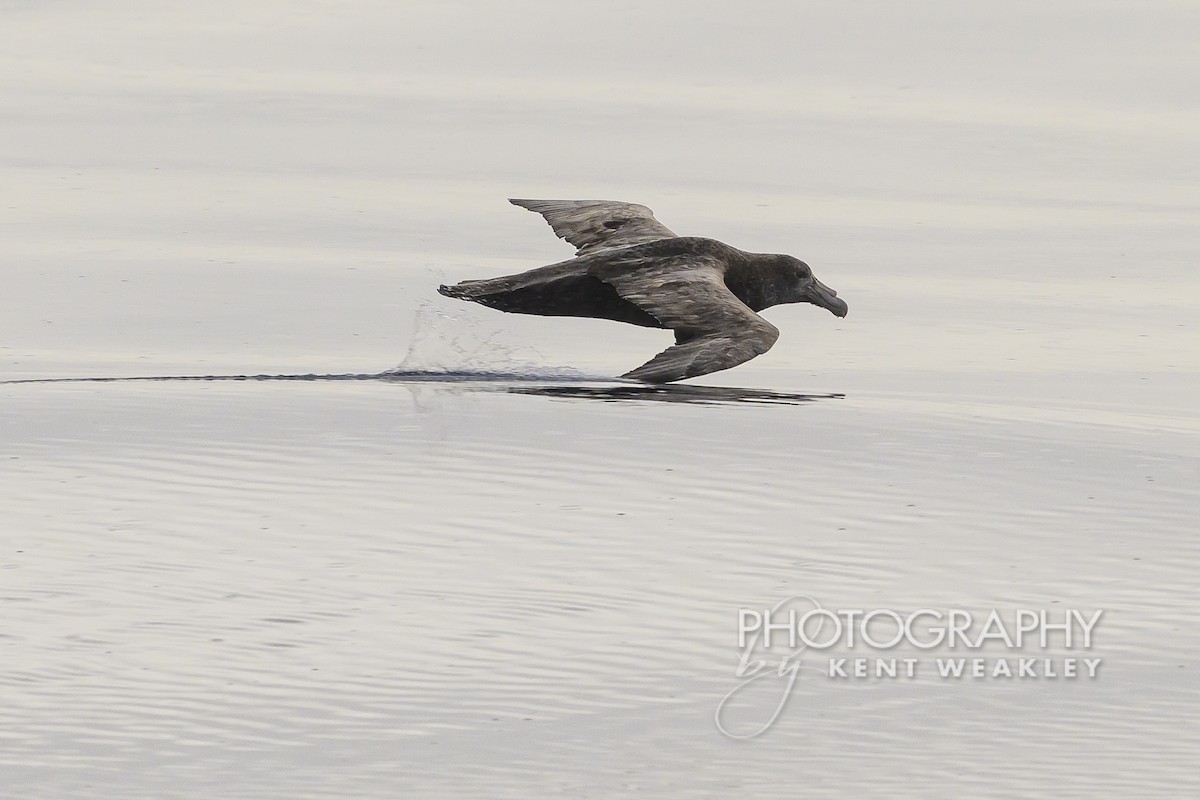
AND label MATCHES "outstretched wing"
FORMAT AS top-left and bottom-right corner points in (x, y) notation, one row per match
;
(589, 254), (780, 383)
(510, 198), (677, 255)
